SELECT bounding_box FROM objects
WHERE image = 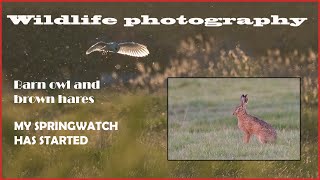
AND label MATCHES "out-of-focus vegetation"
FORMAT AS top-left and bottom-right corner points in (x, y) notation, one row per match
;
(2, 2), (318, 178)
(3, 91), (167, 178)
(2, 89), (317, 178)
(129, 35), (317, 105)
(168, 78), (300, 160)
